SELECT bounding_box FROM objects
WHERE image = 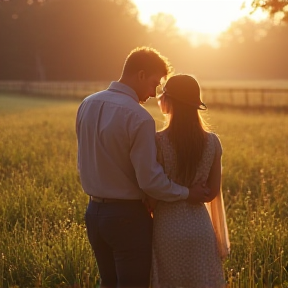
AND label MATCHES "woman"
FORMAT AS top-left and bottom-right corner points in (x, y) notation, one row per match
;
(150, 74), (230, 288)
